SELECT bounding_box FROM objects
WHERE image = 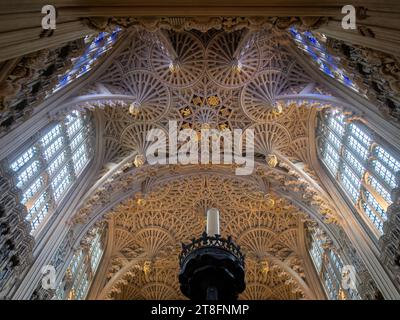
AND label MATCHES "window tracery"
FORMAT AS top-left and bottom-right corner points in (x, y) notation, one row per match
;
(318, 109), (400, 235)
(7, 111), (93, 235)
(56, 225), (105, 300)
(308, 227), (361, 300)
(289, 28), (360, 93)
(48, 28), (121, 96)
